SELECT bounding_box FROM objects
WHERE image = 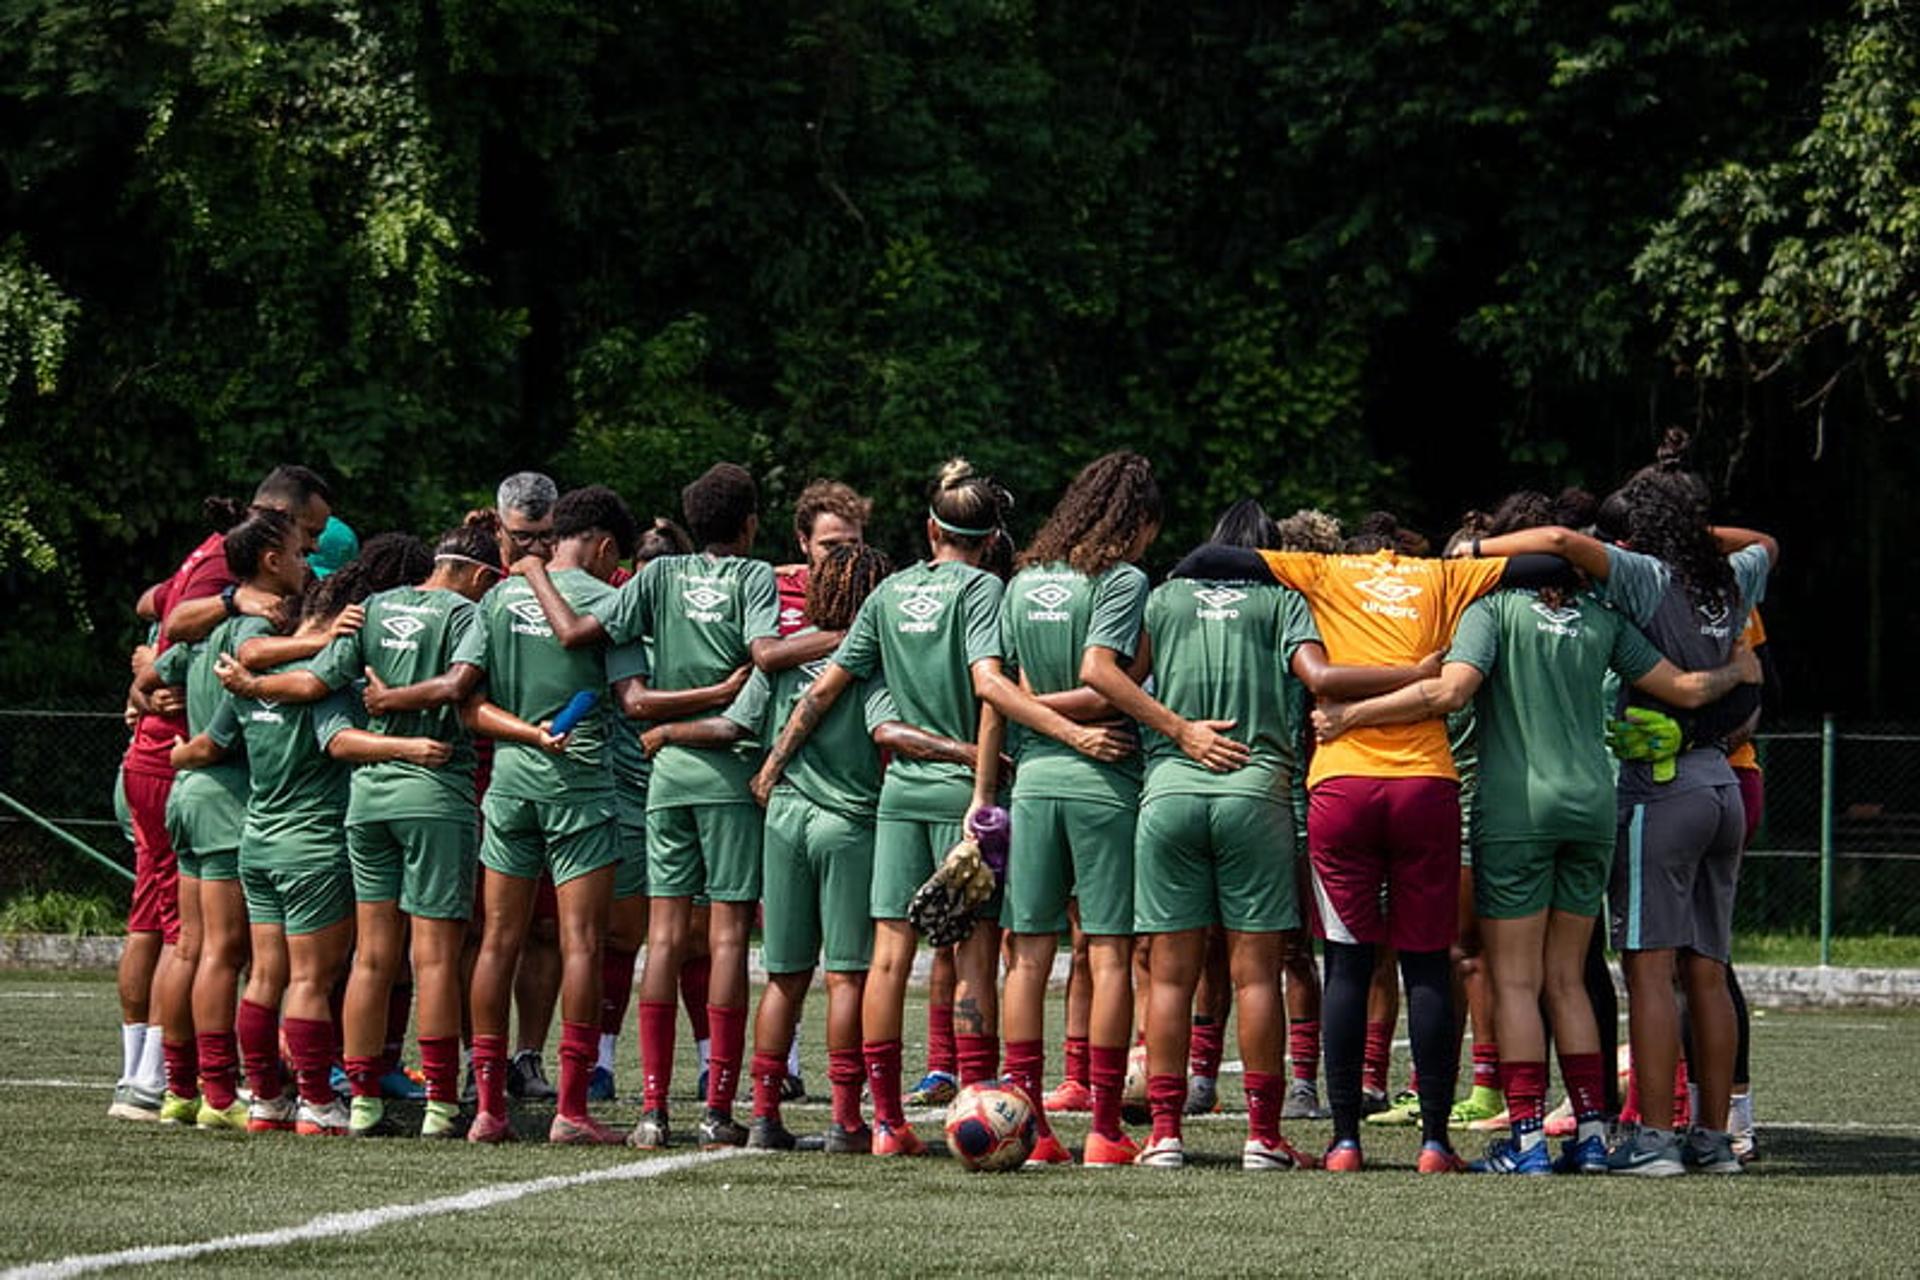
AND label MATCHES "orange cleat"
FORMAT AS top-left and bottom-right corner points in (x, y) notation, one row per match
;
(1043, 1079), (1093, 1113)
(1417, 1142), (1468, 1174)
(1242, 1135), (1317, 1171)
(1024, 1133), (1073, 1167)
(1082, 1131), (1141, 1168)
(1322, 1140), (1364, 1172)
(550, 1113), (624, 1145)
(873, 1123), (927, 1157)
